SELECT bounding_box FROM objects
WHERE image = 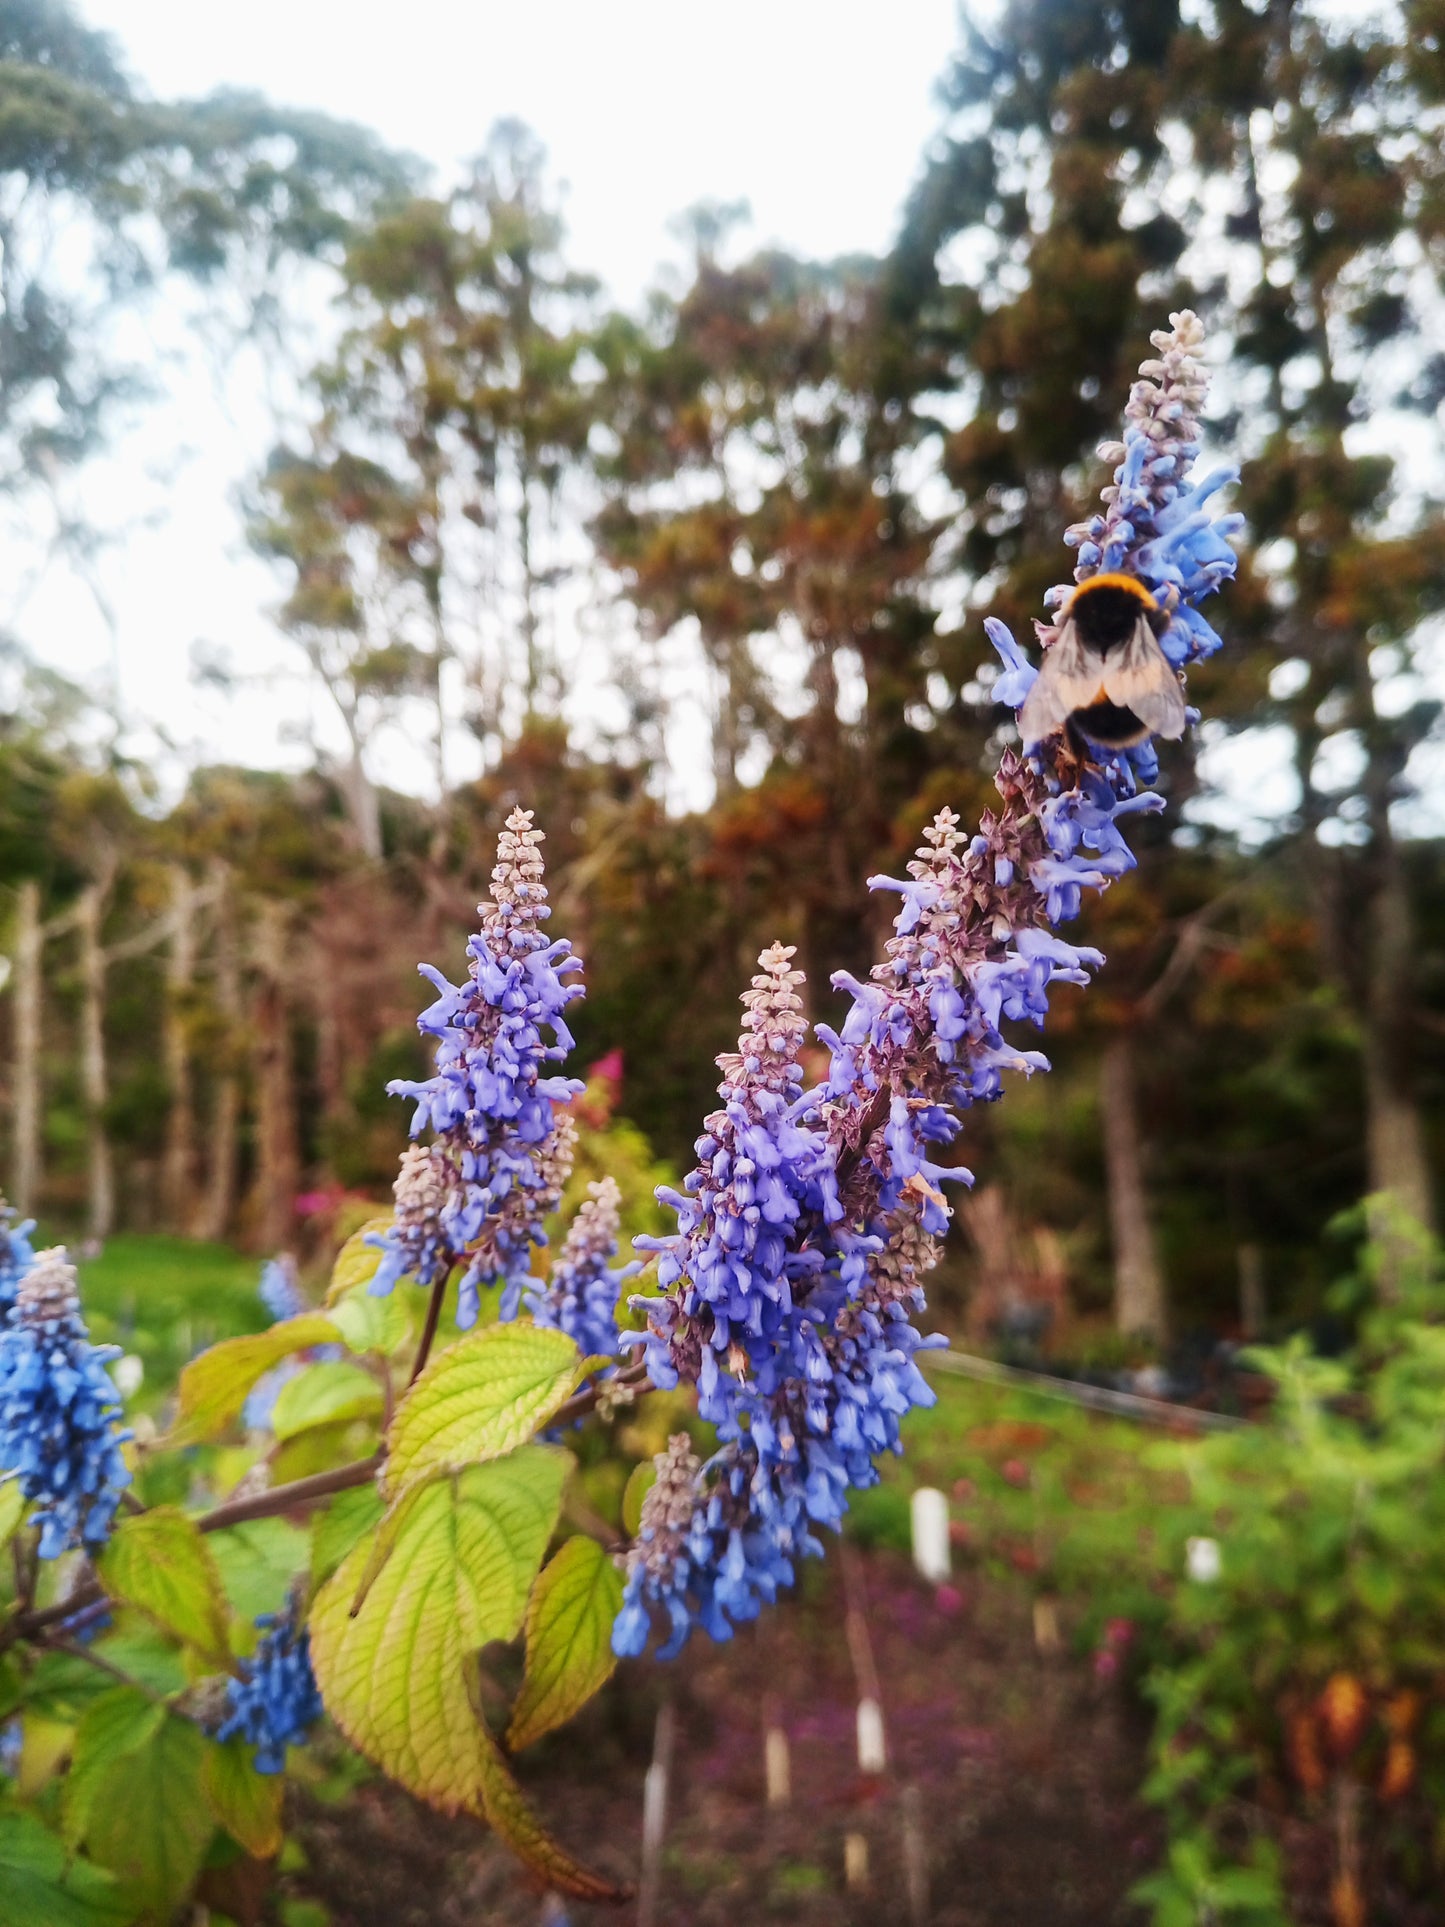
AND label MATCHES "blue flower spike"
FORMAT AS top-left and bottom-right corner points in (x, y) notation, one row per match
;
(216, 1595), (324, 1774)
(616, 312), (1239, 1660)
(0, 1246), (132, 1559)
(373, 807), (584, 1328)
